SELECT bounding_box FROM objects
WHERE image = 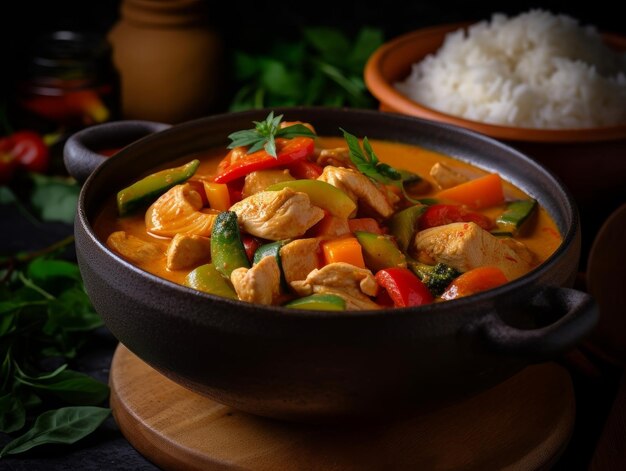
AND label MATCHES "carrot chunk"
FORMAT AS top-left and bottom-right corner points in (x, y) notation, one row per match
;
(321, 237), (366, 268)
(436, 173), (504, 209)
(441, 266), (508, 300)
